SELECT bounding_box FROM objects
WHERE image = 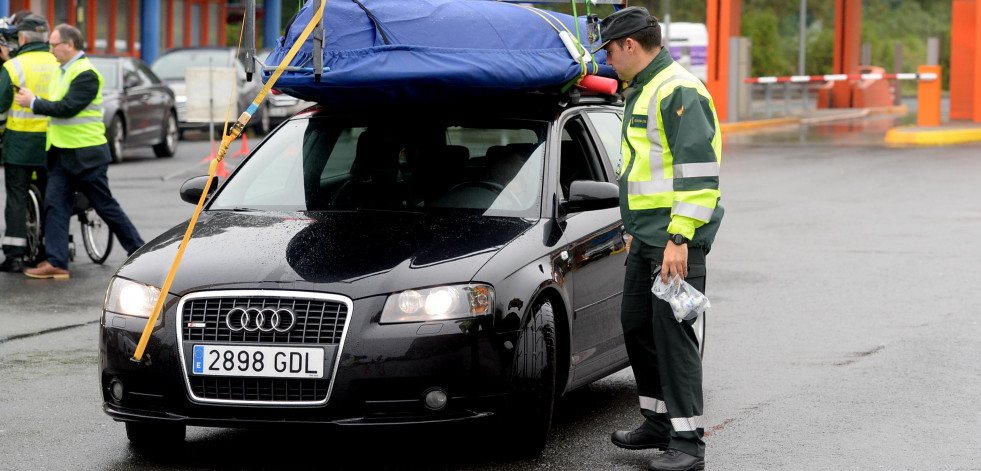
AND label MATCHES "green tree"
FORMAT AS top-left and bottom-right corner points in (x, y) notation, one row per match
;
(742, 9), (792, 78)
